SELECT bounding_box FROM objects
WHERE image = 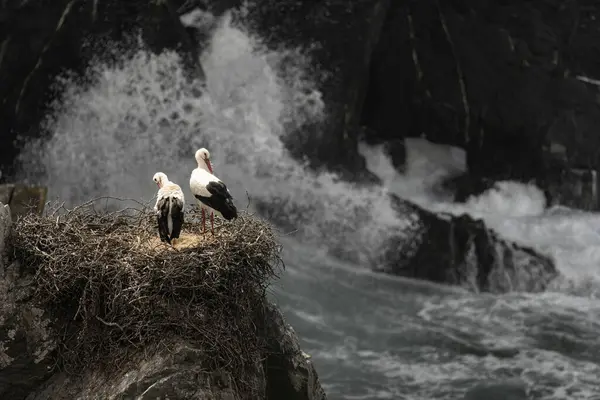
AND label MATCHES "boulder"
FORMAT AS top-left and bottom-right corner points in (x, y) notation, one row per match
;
(0, 0), (204, 182)
(376, 194), (558, 293)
